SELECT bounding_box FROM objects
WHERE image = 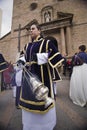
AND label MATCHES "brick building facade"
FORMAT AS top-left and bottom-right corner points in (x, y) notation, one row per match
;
(0, 8), (2, 38)
(0, 0), (87, 63)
